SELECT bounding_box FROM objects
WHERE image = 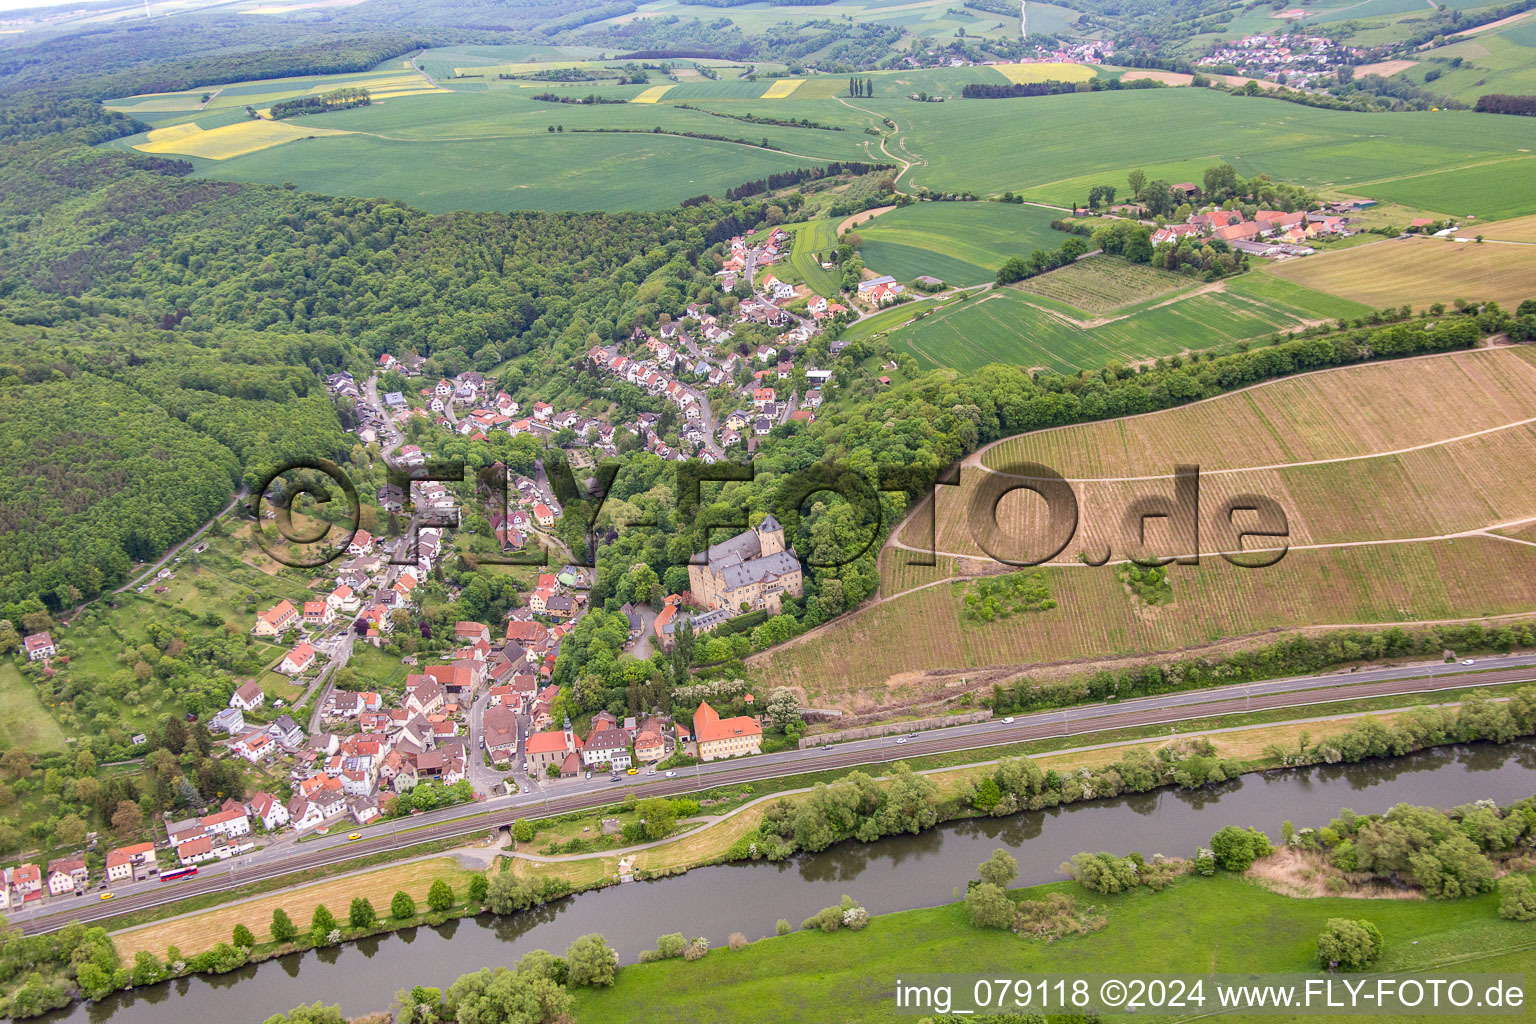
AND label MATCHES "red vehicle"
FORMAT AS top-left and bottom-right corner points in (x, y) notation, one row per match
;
(159, 866), (198, 882)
